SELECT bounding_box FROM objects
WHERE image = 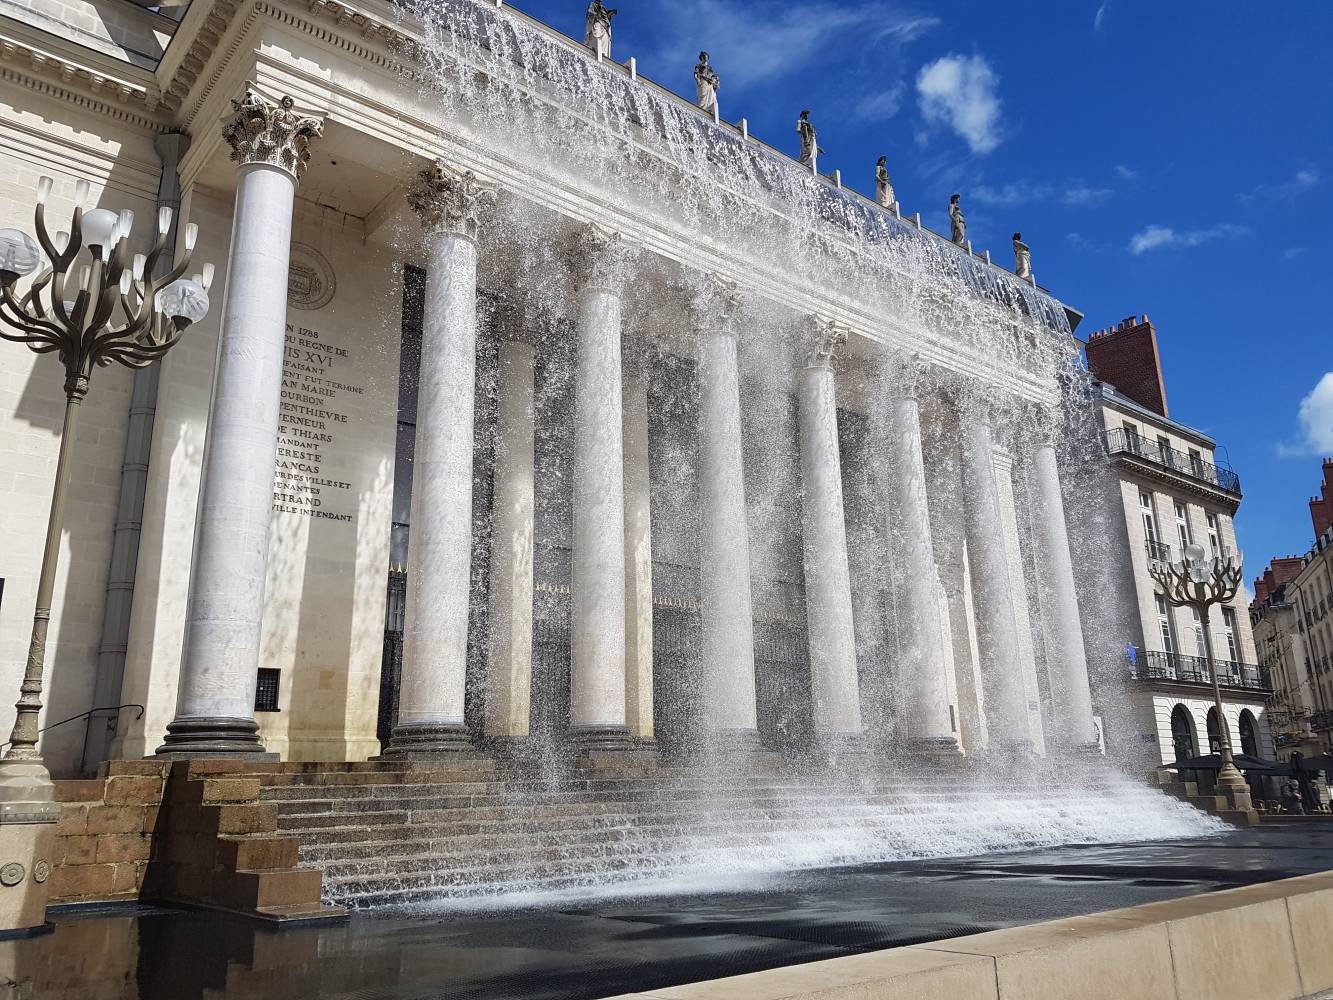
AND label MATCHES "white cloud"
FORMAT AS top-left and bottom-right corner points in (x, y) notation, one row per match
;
(1285, 247), (1308, 261)
(854, 82), (906, 122)
(1296, 374), (1333, 455)
(1128, 223), (1248, 254)
(916, 54), (1003, 154)
(1114, 164), (1138, 181)
(1094, 1), (1112, 32)
(1236, 168), (1321, 203)
(646, 2), (939, 93)
(972, 179), (1111, 207)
